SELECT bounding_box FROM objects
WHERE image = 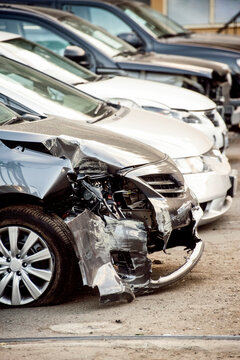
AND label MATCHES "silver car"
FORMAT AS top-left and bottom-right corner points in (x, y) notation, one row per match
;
(0, 103), (203, 307)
